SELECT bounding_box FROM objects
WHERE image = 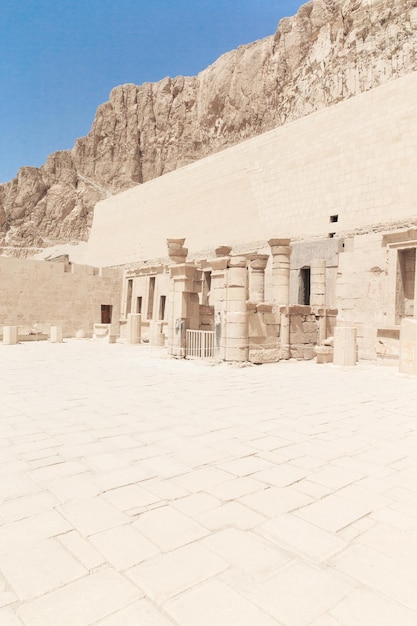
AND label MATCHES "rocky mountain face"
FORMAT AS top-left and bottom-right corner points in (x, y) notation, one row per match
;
(1, 0), (417, 255)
